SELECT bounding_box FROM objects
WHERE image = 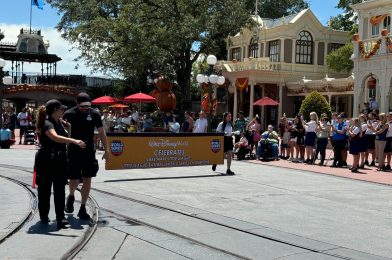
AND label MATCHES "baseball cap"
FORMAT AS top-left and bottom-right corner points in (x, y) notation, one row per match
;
(45, 99), (67, 112)
(76, 92), (91, 106)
